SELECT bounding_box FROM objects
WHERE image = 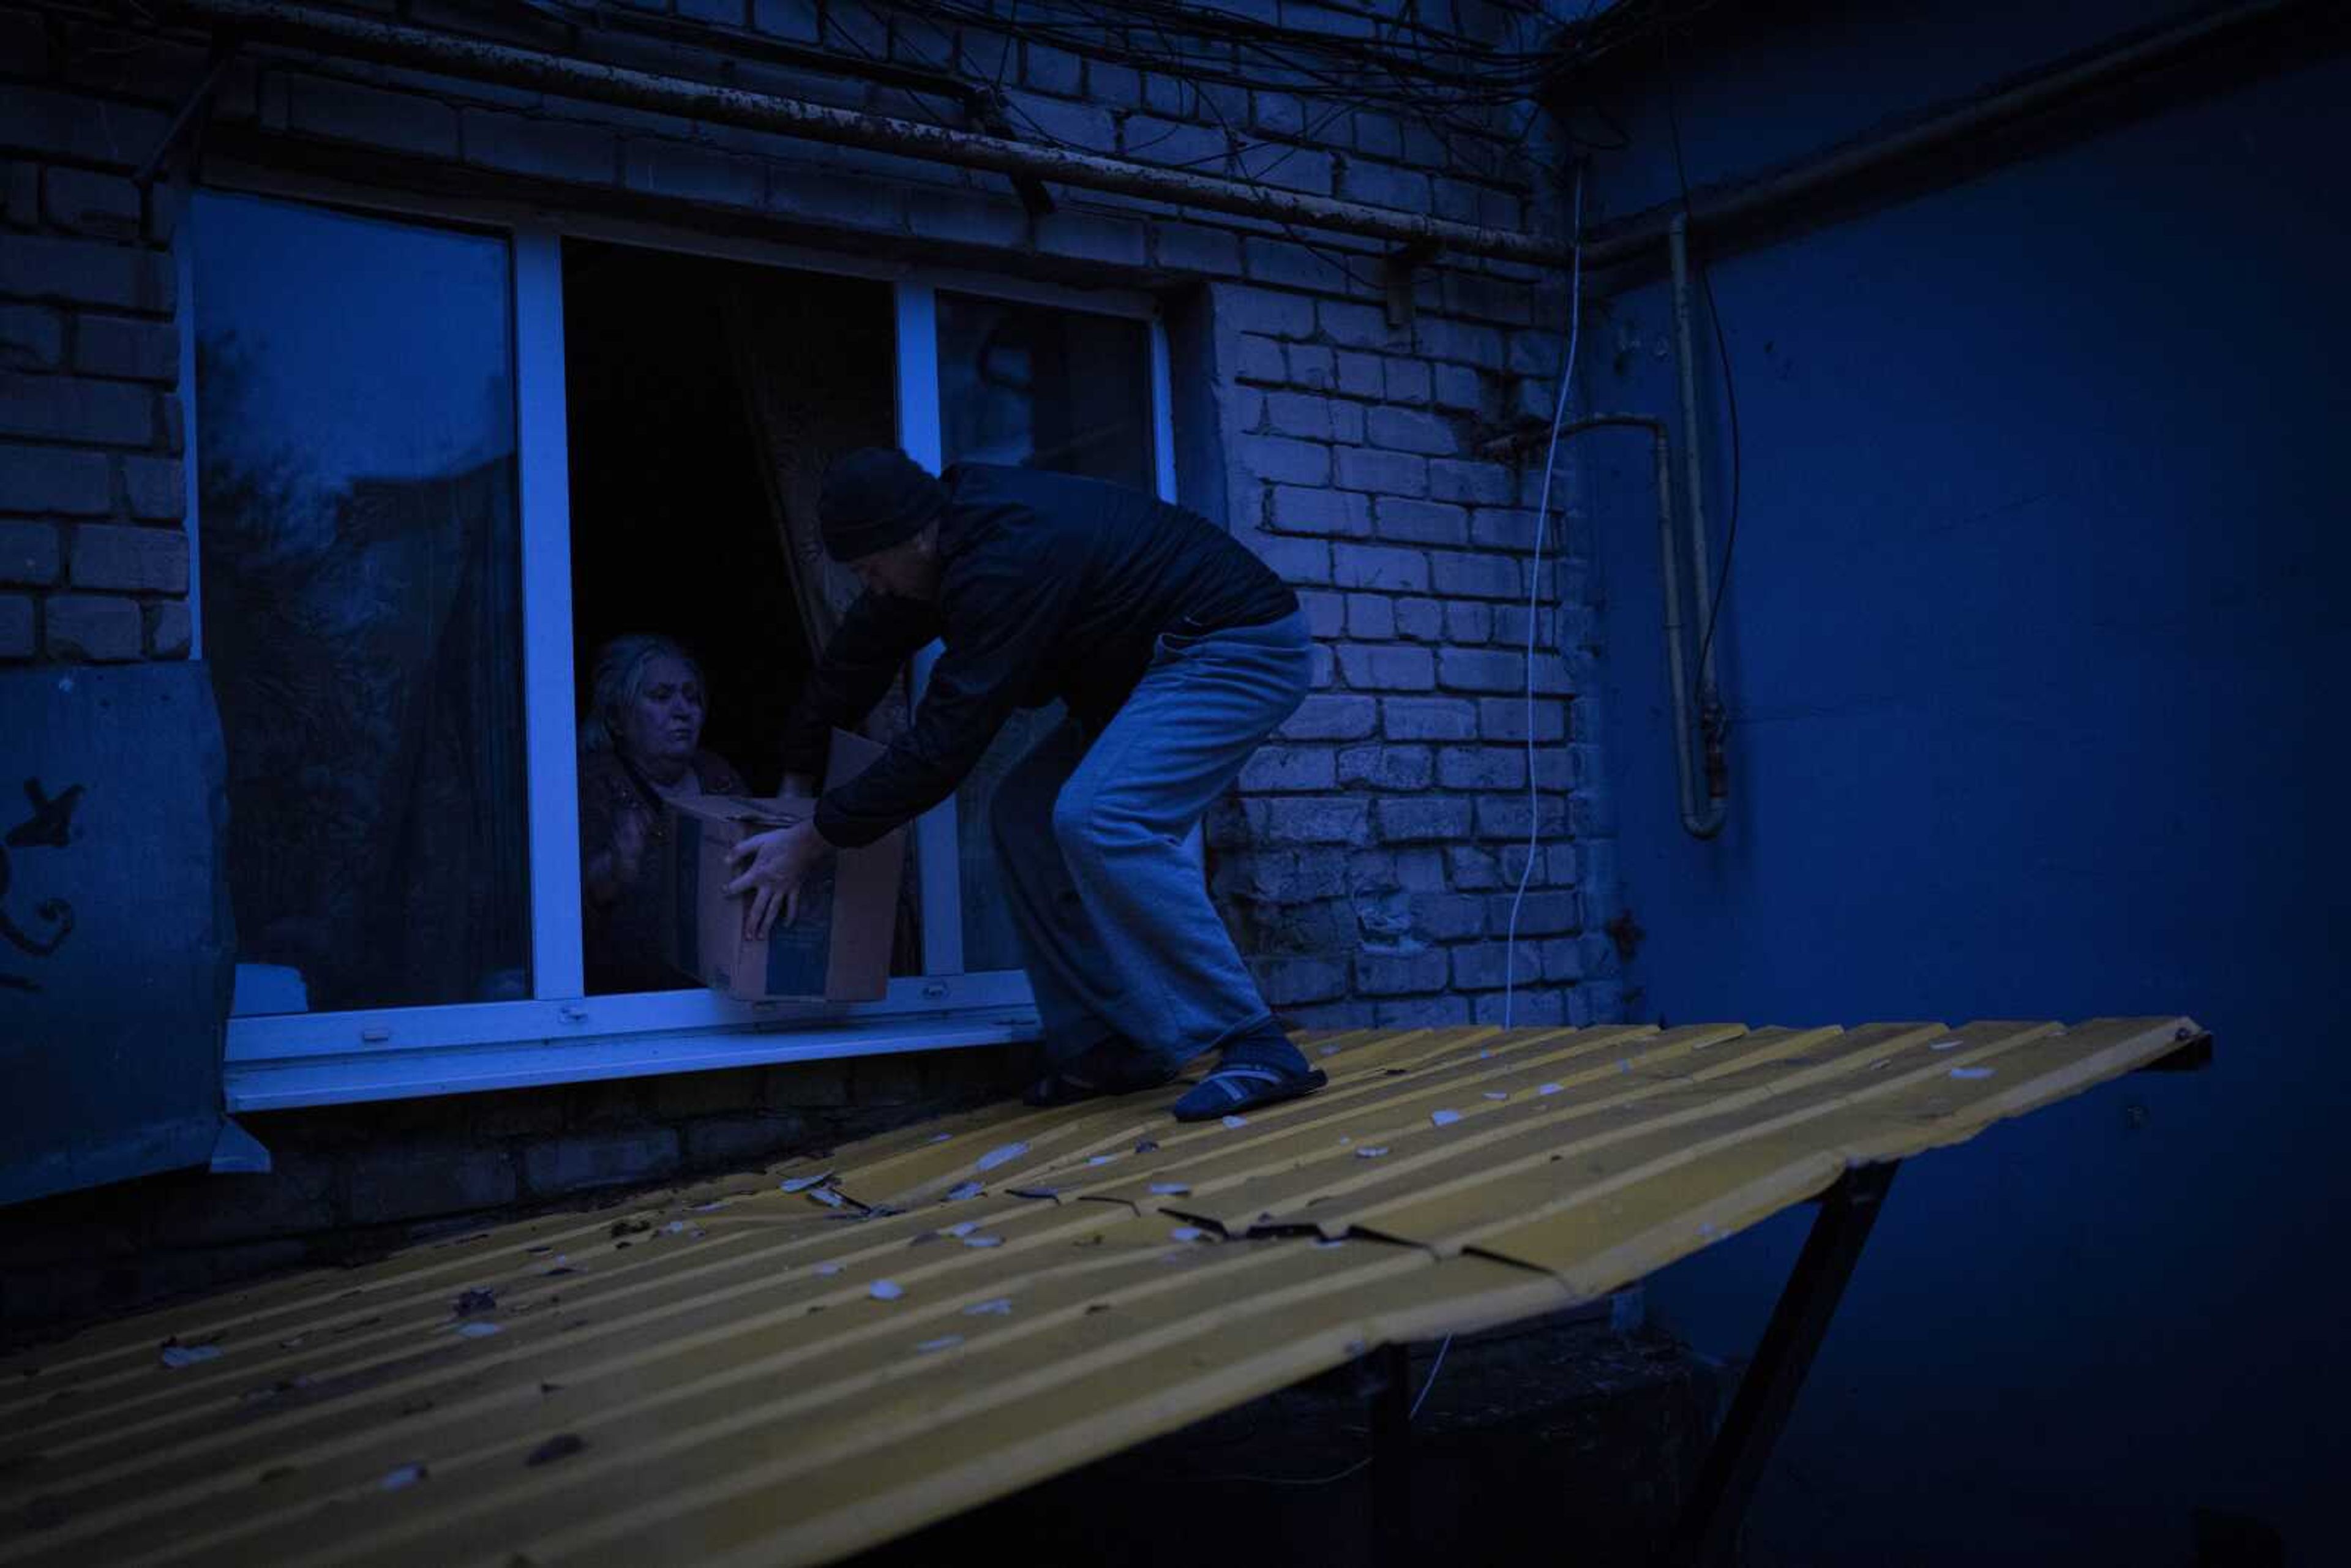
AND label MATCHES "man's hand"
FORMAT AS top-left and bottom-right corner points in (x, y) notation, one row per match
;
(724, 817), (829, 940)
